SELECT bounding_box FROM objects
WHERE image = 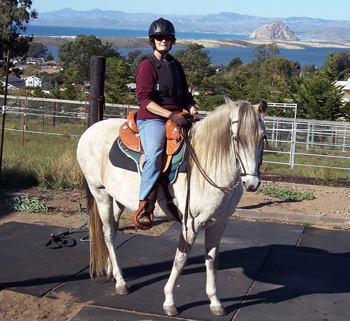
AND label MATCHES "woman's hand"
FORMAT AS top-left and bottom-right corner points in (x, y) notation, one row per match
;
(169, 112), (188, 128)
